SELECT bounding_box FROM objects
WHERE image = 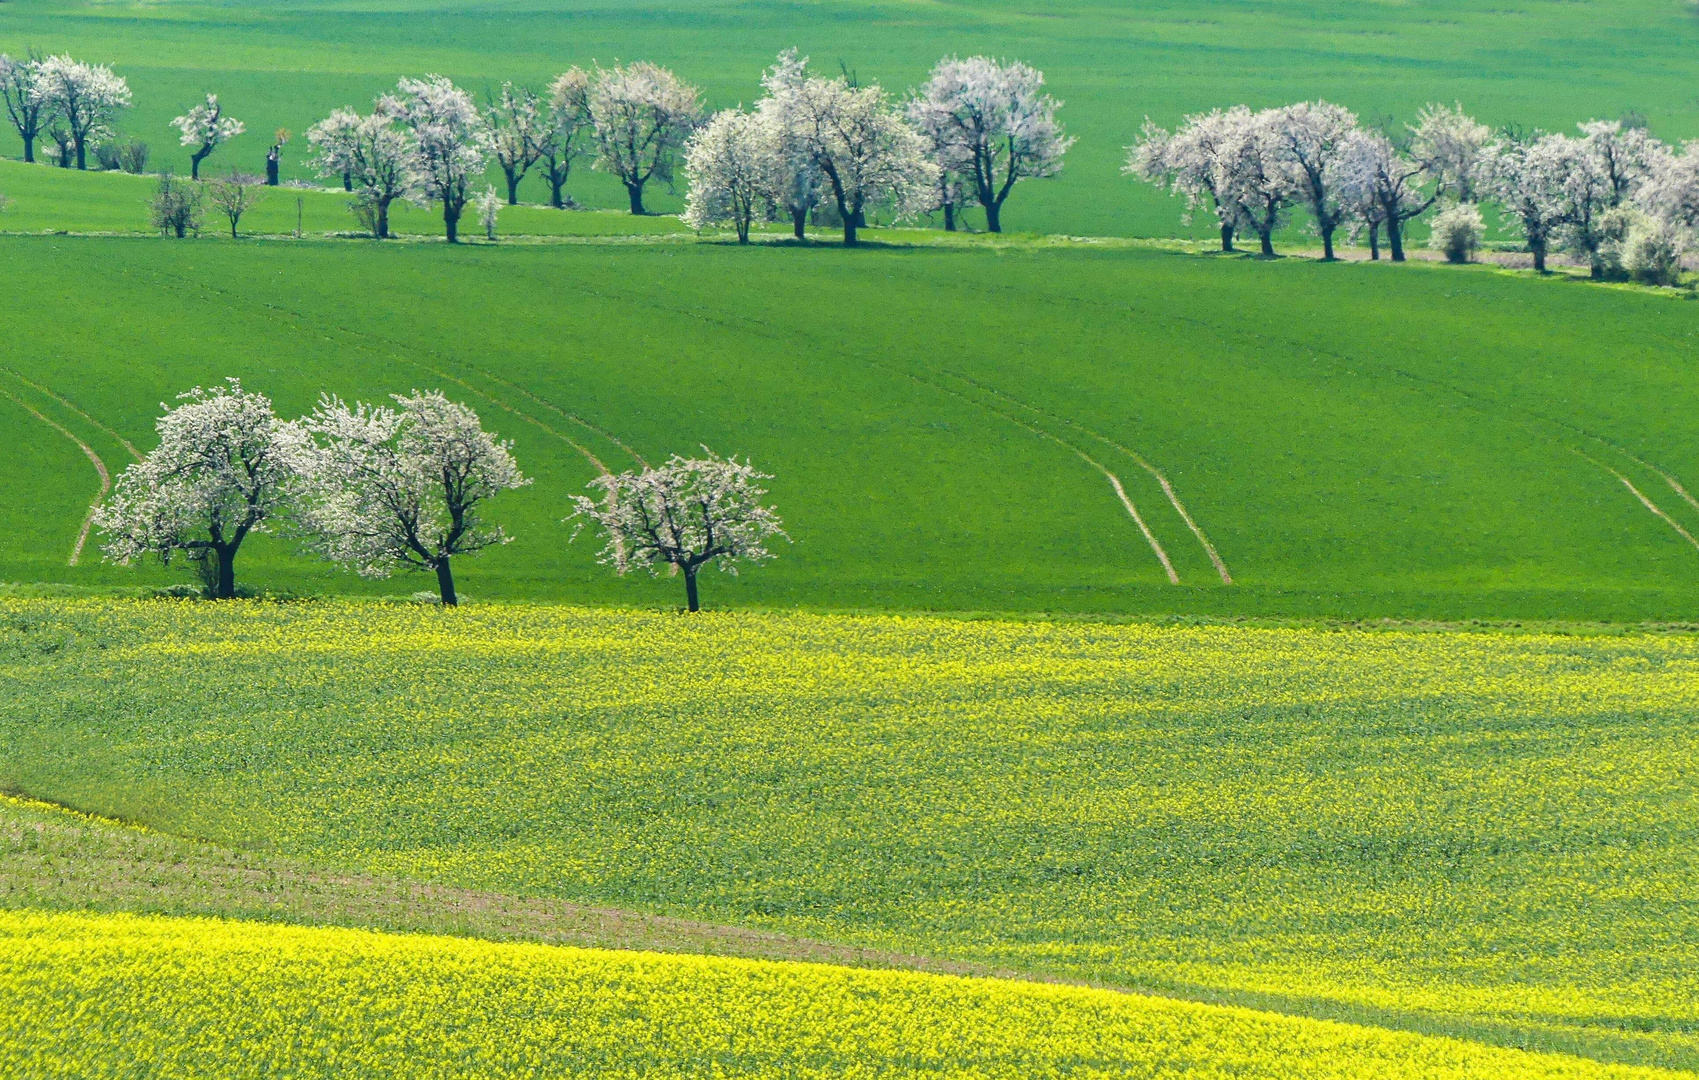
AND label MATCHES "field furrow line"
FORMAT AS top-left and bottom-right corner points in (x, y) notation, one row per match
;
(0, 368), (142, 461)
(1578, 451), (1699, 554)
(538, 276), (1187, 579)
(0, 387), (111, 565)
(126, 266), (637, 478)
(942, 371), (1234, 585)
